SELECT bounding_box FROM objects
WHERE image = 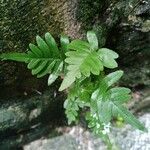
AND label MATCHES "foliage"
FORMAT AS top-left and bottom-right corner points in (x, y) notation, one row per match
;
(0, 31), (147, 149)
